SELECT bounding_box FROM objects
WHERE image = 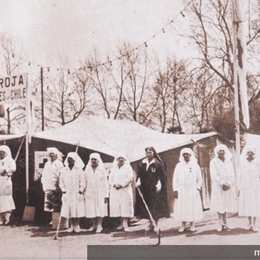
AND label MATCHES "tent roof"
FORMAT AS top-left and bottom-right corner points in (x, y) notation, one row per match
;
(0, 134), (25, 141)
(33, 117), (217, 162)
